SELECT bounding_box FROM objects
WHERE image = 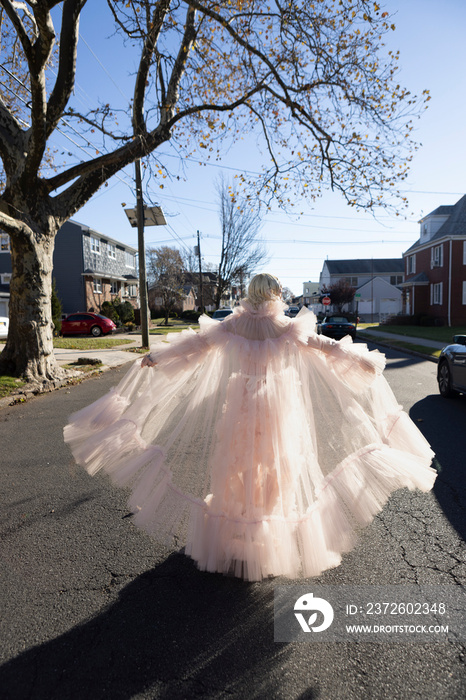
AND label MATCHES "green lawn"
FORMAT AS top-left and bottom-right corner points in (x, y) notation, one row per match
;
(149, 325), (199, 336)
(360, 334), (441, 359)
(0, 375), (26, 399)
(361, 324), (465, 343)
(54, 337), (134, 350)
